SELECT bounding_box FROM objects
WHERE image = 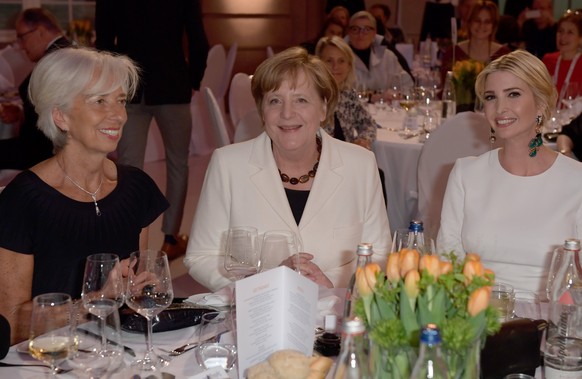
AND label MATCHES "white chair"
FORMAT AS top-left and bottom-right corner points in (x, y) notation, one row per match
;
(219, 42), (238, 104)
(228, 72), (256, 127)
(416, 111), (500, 238)
(266, 46), (275, 58)
(200, 44), (226, 104)
(234, 109), (262, 143)
(203, 87), (231, 148)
